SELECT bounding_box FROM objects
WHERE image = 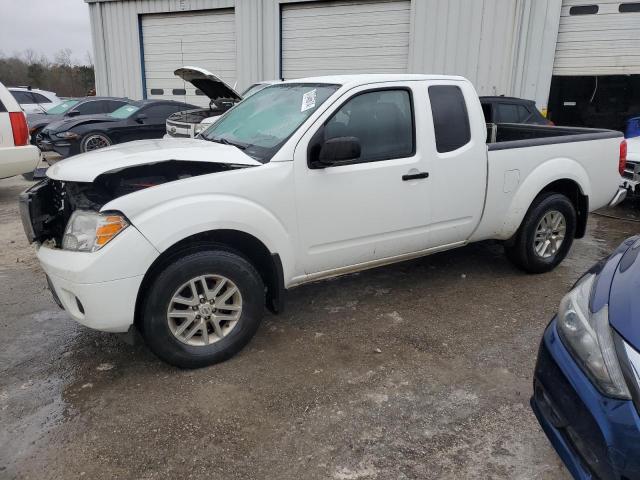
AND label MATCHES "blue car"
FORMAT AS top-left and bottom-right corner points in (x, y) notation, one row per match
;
(532, 235), (640, 479)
